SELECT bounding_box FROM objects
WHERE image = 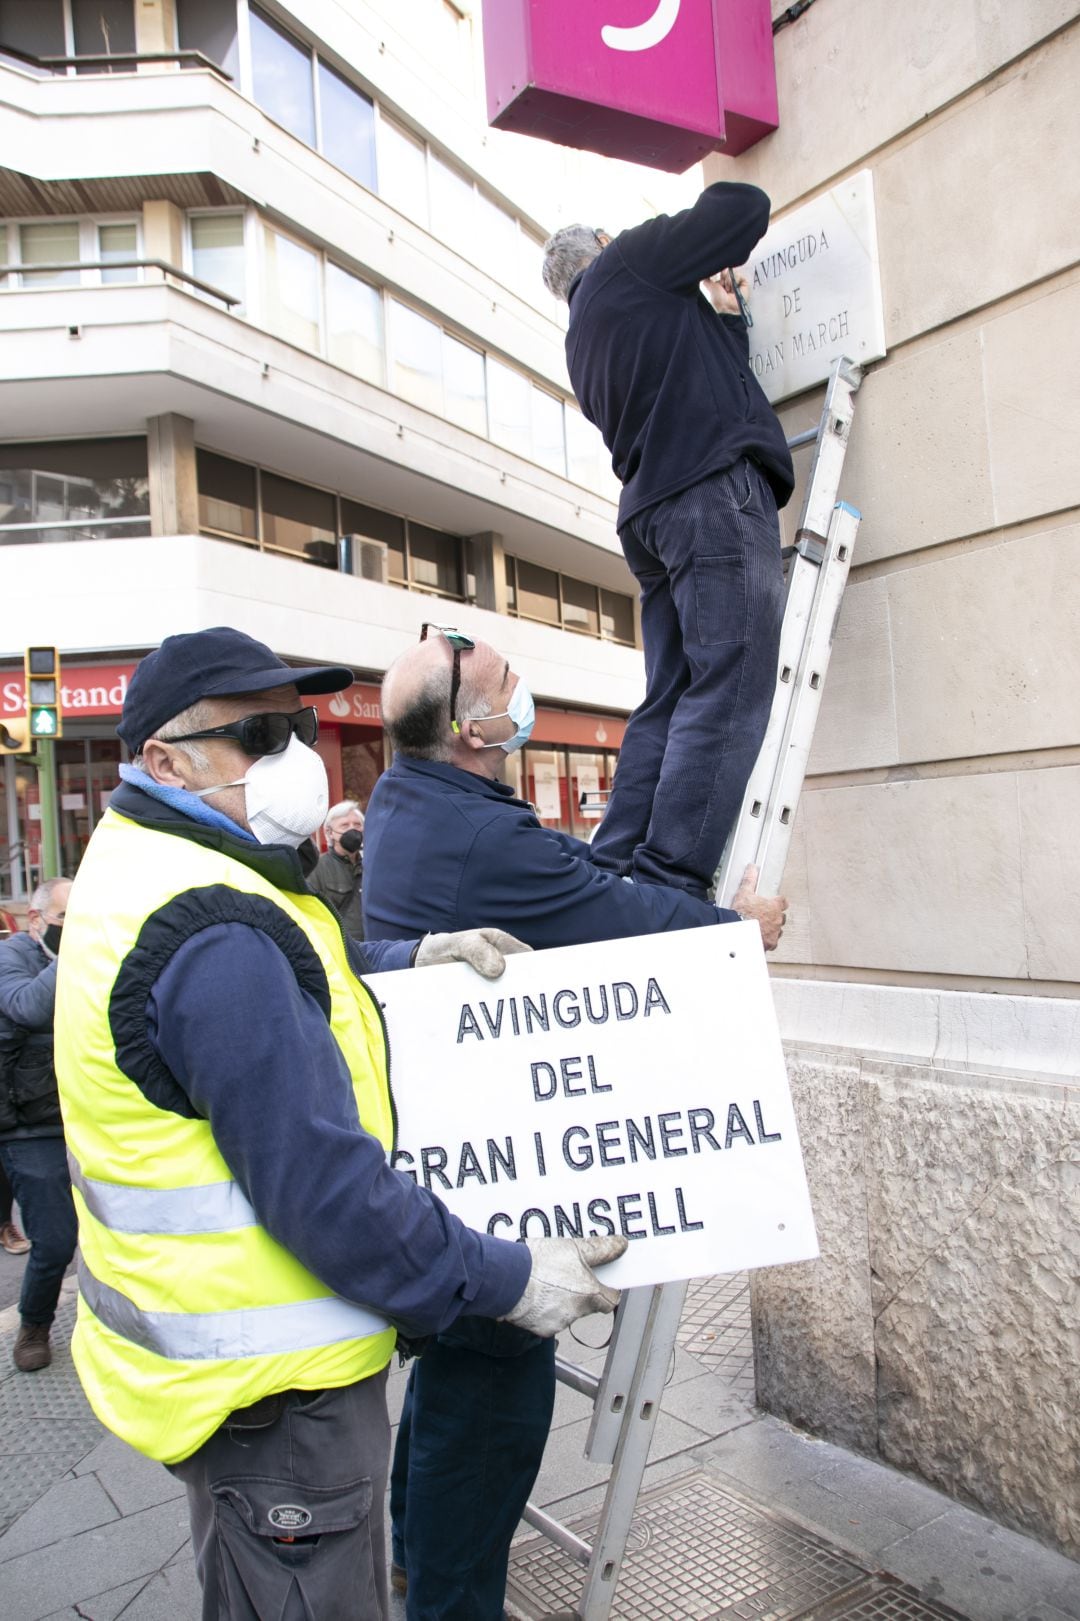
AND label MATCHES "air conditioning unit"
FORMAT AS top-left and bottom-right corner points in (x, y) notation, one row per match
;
(338, 535), (389, 584)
